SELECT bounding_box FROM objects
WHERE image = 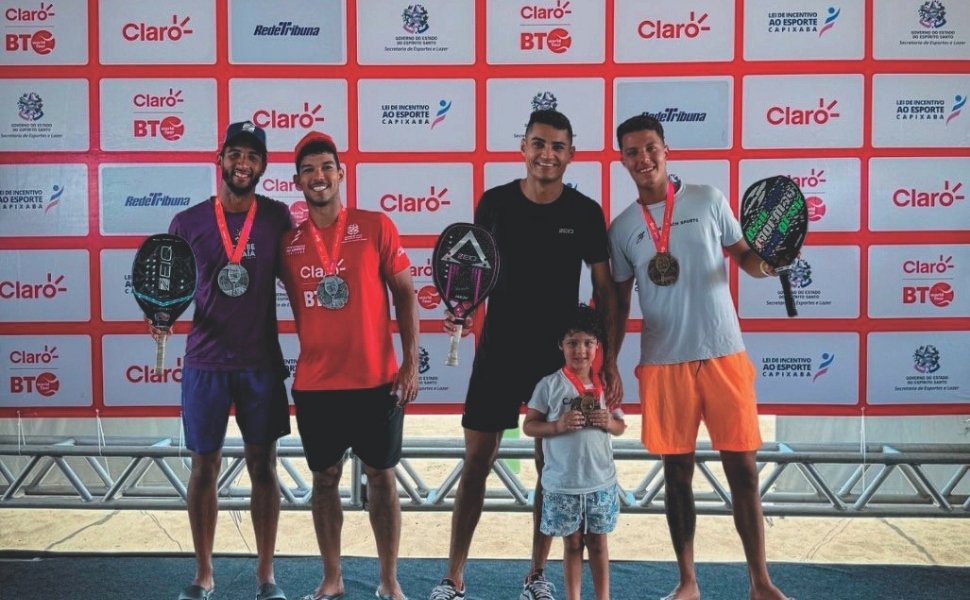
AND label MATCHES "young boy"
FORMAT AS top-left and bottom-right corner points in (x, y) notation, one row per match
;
(522, 304), (627, 600)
